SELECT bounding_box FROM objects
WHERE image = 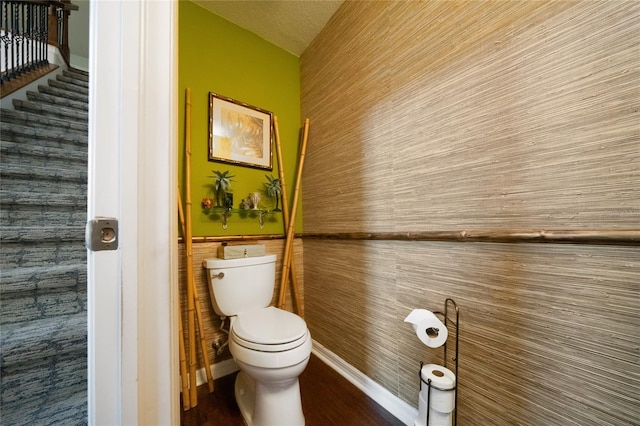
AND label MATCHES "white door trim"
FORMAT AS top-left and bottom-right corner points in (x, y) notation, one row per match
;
(88, 1), (178, 424)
